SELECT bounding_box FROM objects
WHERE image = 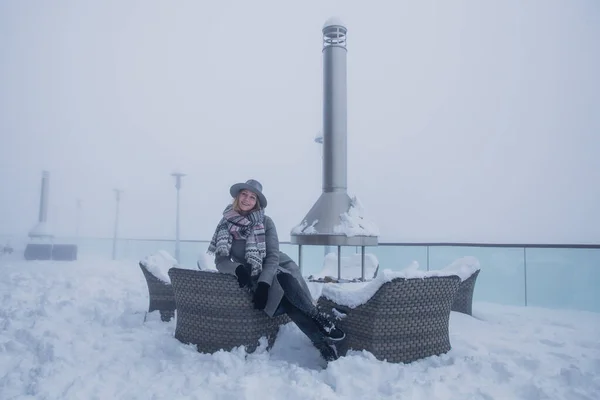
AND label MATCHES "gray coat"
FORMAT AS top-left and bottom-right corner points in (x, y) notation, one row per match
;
(214, 215), (311, 317)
